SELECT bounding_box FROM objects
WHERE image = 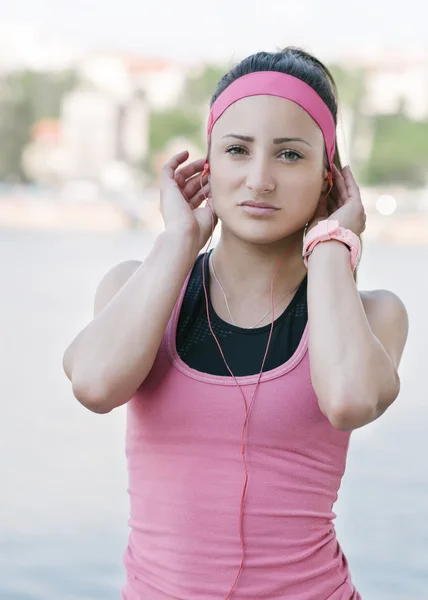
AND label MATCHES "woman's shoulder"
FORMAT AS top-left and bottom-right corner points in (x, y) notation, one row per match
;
(94, 260), (142, 317)
(359, 289), (407, 321)
(96, 260), (142, 293)
(360, 289), (409, 367)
